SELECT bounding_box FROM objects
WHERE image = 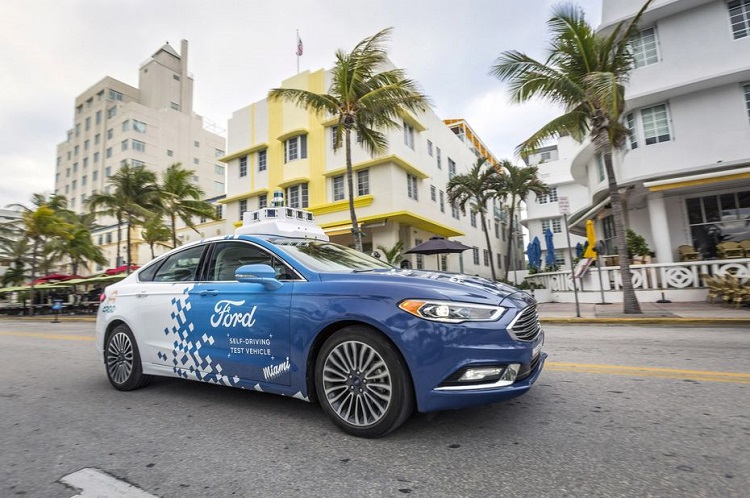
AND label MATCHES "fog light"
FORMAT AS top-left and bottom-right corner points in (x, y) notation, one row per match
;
(500, 363), (520, 382)
(458, 367), (504, 382)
